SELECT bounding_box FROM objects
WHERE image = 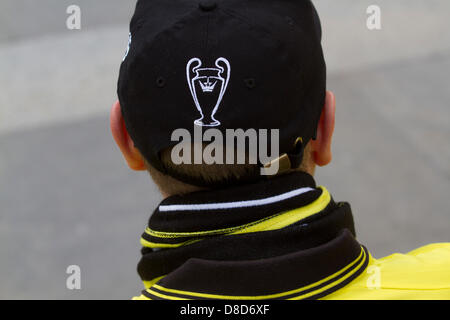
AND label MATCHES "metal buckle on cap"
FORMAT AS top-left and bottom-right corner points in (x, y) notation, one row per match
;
(262, 153), (292, 176)
(260, 137), (304, 177)
(295, 137), (303, 146)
